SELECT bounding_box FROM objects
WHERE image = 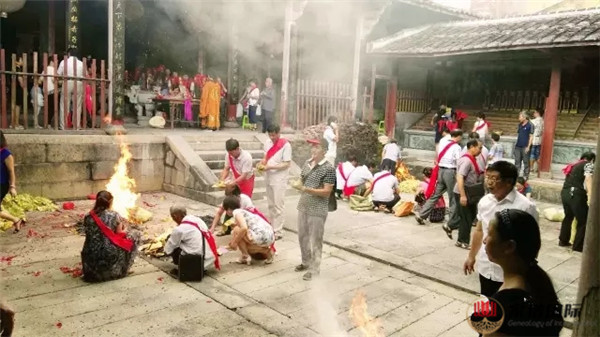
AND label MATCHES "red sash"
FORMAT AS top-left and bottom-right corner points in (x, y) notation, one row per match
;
(337, 163), (347, 181)
(475, 121), (490, 132)
(371, 172), (392, 190)
(462, 154), (484, 175)
(89, 210), (134, 252)
(266, 138), (288, 161)
(425, 141), (457, 199)
(562, 159), (586, 176)
(343, 168), (359, 197)
(181, 220), (221, 270)
(228, 154), (255, 197)
(246, 208), (277, 253)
